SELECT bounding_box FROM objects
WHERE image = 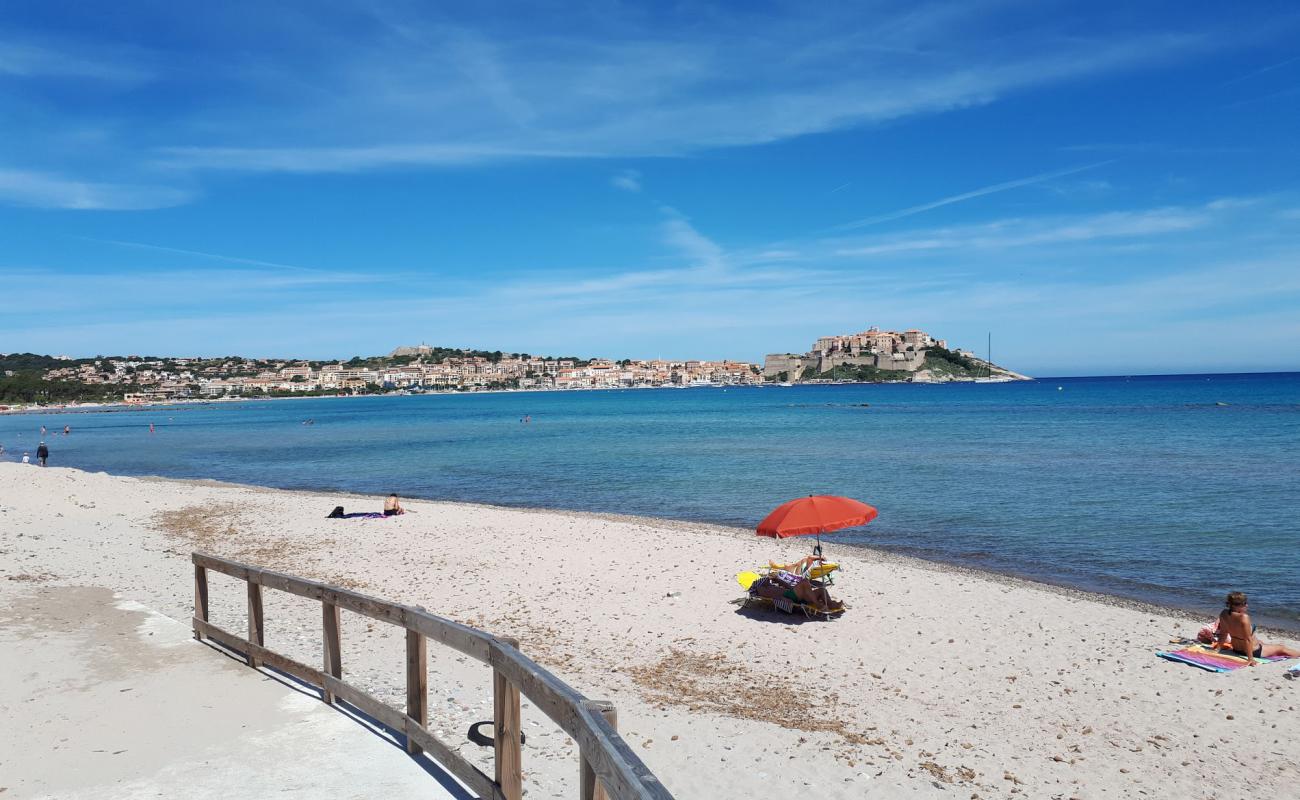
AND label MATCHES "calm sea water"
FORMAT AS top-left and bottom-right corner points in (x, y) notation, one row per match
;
(3, 373), (1298, 627)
